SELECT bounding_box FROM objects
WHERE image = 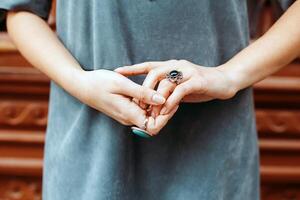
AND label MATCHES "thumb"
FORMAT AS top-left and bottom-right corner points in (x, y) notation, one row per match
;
(118, 79), (166, 105)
